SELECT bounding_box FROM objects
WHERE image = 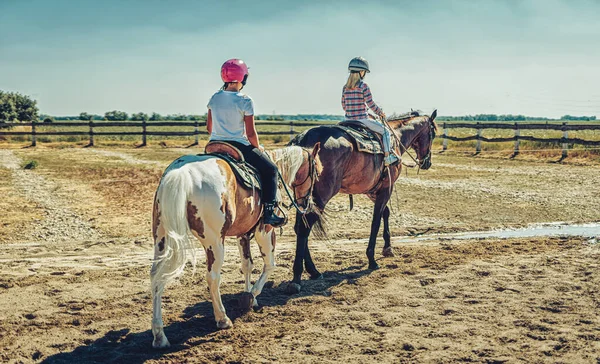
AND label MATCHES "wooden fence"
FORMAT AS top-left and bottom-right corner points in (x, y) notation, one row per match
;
(1, 120), (600, 157)
(0, 120), (330, 147)
(439, 121), (600, 157)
